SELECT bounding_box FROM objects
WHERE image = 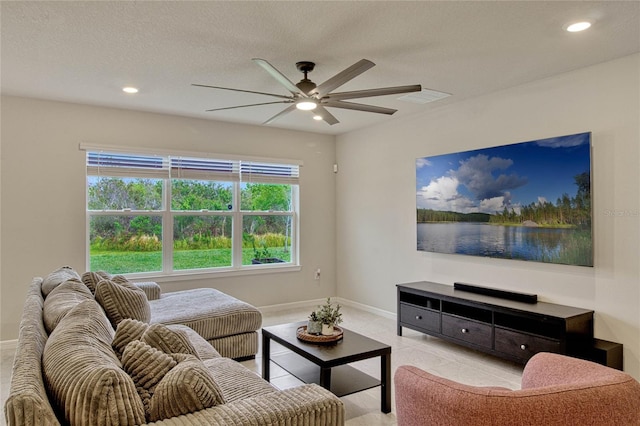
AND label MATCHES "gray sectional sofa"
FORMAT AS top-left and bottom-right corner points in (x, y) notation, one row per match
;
(5, 268), (344, 426)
